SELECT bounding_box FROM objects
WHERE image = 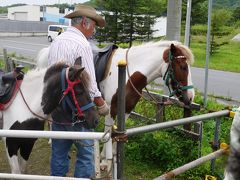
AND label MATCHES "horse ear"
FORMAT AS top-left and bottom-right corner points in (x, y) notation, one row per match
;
(170, 44), (176, 53)
(74, 57), (82, 66)
(69, 67), (85, 80)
